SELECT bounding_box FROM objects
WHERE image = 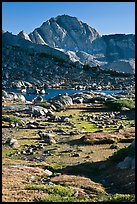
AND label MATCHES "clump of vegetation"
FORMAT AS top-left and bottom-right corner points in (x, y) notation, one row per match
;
(49, 162), (67, 170)
(38, 52), (51, 58)
(105, 99), (135, 110)
(28, 183), (135, 202)
(2, 115), (23, 125)
(11, 45), (20, 49)
(25, 184), (74, 197)
(83, 64), (92, 71)
(9, 115), (23, 125)
(25, 184), (88, 202)
(26, 184), (92, 202)
(2, 148), (17, 157)
(102, 193), (135, 202)
(34, 193), (135, 202)
(35, 194), (88, 202)
(109, 145), (135, 163)
(53, 56), (65, 64)
(36, 100), (50, 108)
